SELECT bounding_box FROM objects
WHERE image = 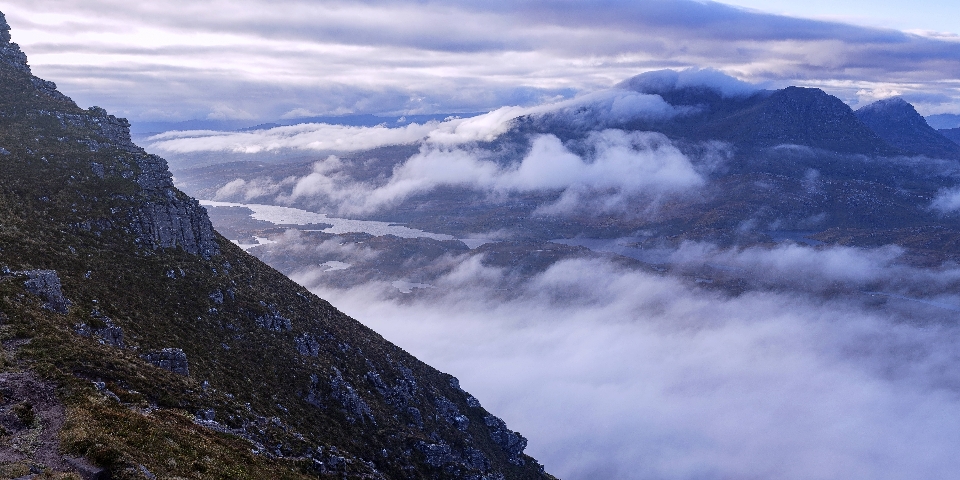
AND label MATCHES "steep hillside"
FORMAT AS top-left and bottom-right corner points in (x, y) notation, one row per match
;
(0, 12), (551, 480)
